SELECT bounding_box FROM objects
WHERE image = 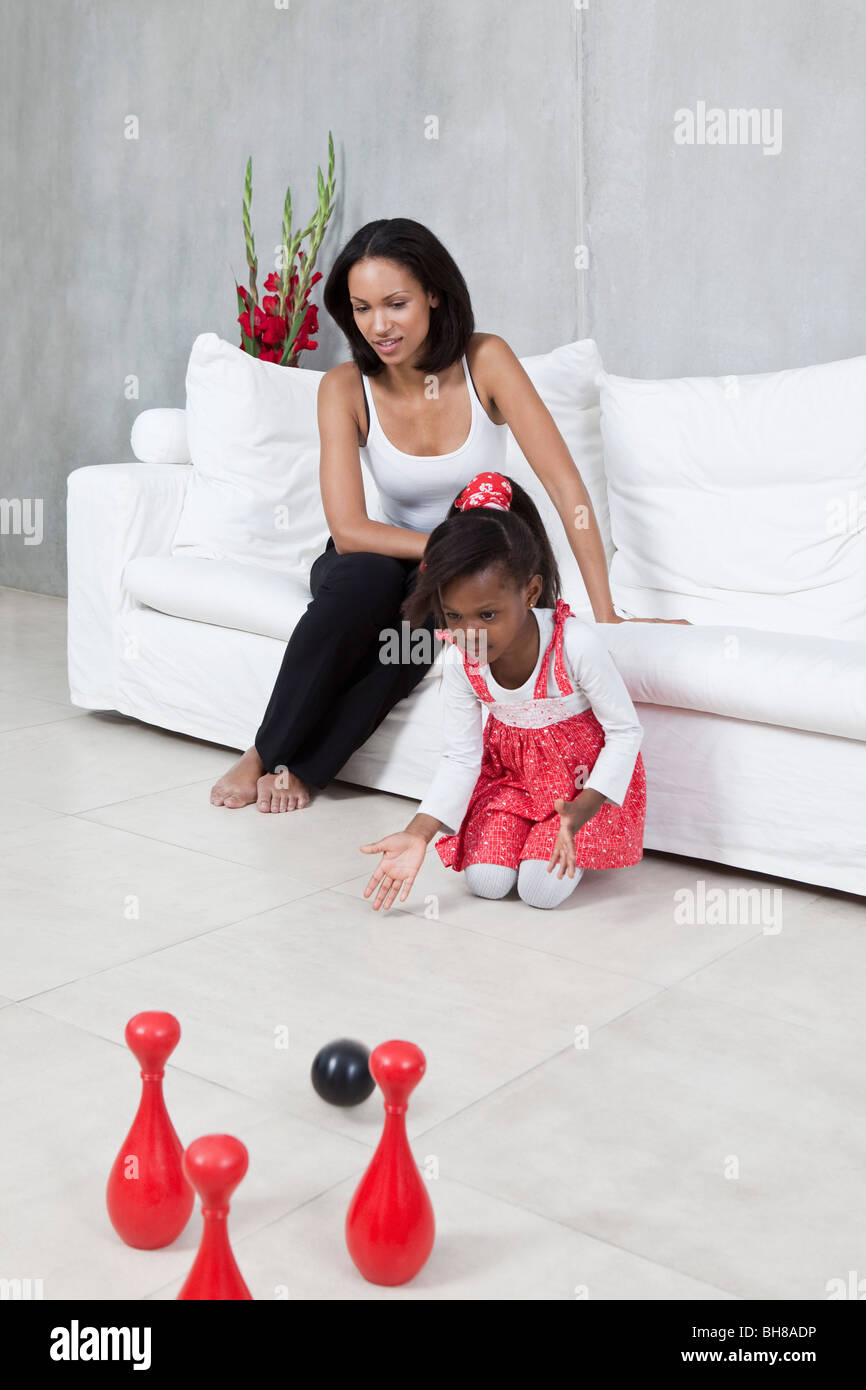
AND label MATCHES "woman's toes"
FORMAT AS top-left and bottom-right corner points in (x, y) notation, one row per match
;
(253, 772), (310, 813)
(210, 779), (231, 805)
